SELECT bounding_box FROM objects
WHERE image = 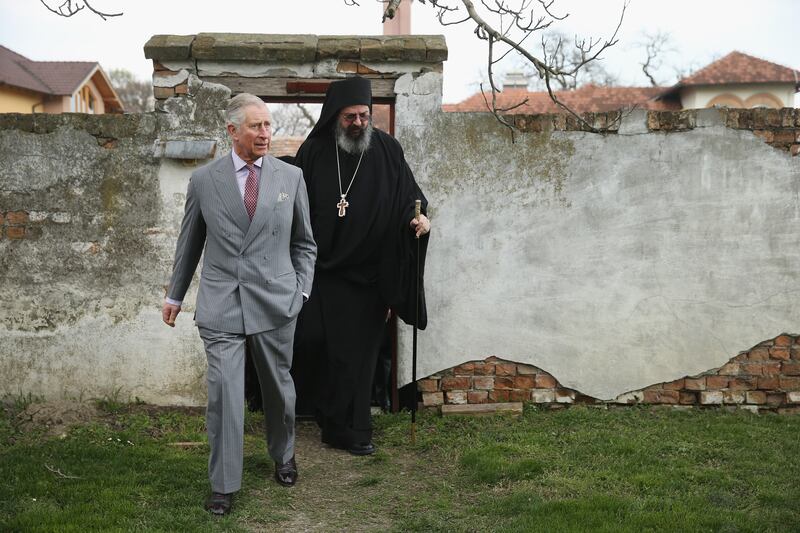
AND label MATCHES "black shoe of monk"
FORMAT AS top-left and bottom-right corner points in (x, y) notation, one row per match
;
(347, 442), (376, 456)
(274, 456), (298, 487)
(205, 492), (233, 515)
